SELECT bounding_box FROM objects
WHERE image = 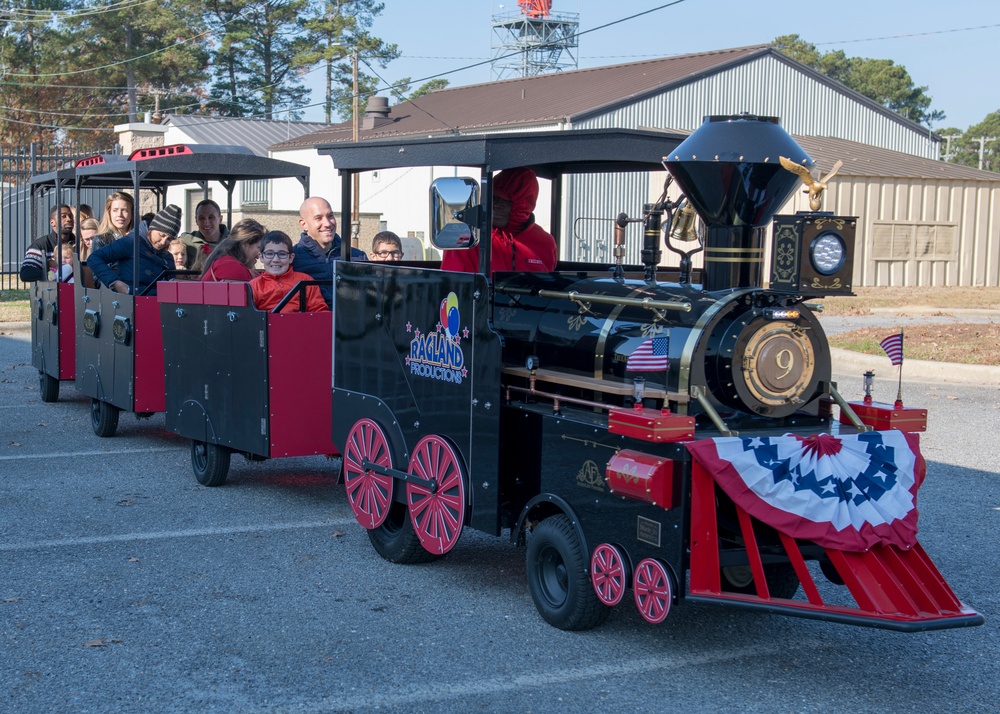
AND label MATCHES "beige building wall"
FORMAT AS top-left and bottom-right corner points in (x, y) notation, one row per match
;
(822, 177), (1000, 287)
